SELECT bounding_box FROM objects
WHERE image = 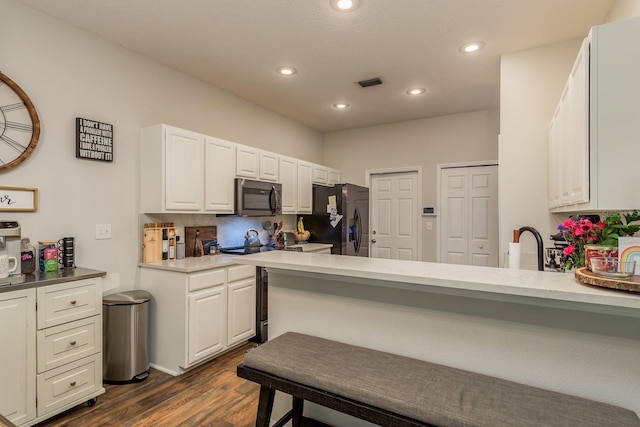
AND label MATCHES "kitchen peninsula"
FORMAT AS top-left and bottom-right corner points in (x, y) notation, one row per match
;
(234, 251), (640, 424)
